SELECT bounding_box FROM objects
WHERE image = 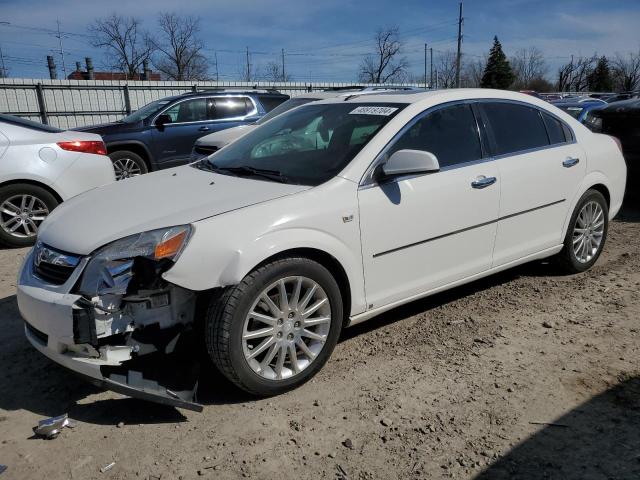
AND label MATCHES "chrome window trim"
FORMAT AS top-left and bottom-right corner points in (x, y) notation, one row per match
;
(151, 95), (258, 127)
(358, 98), (577, 189)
